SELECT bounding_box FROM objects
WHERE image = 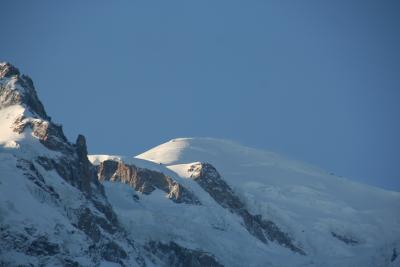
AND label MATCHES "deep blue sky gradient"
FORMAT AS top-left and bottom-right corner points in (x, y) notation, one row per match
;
(1, 1), (400, 190)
